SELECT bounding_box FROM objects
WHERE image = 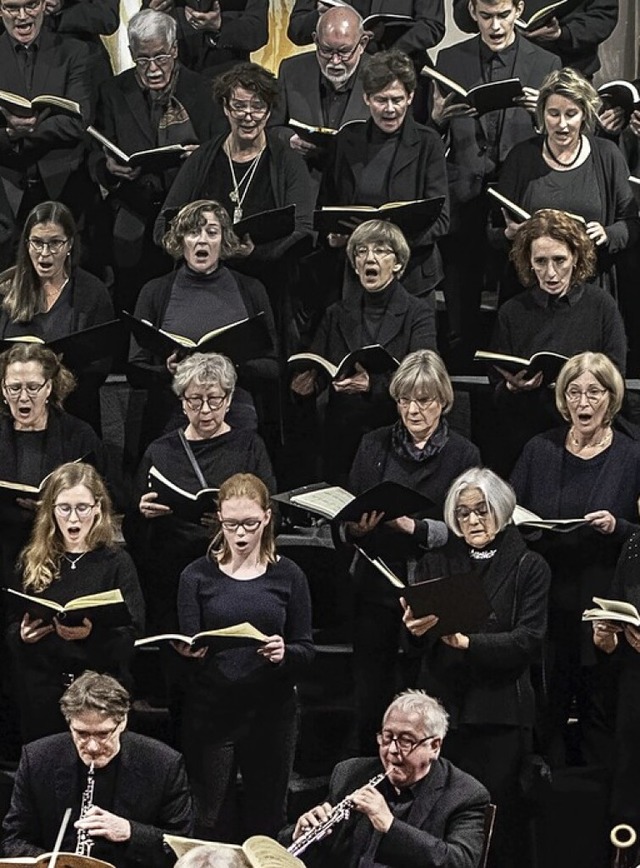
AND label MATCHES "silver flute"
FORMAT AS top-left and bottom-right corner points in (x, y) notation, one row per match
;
(75, 761), (95, 857)
(288, 771), (387, 857)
